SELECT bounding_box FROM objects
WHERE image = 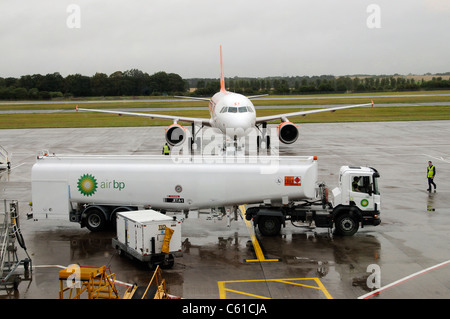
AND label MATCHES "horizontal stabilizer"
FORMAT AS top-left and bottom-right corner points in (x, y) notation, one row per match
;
(174, 95), (210, 101)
